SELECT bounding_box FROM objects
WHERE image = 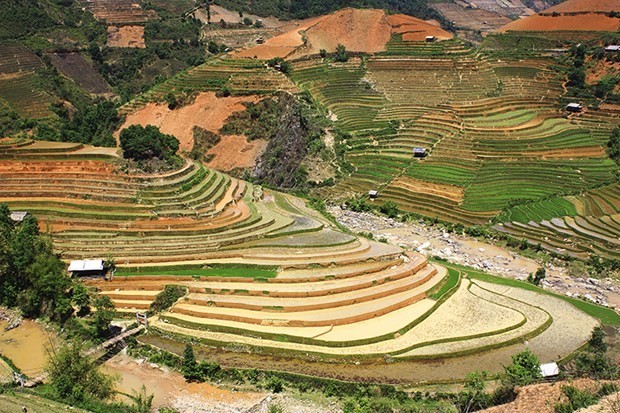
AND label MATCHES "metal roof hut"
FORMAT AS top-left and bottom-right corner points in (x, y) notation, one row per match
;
(565, 103), (582, 112)
(413, 147), (427, 157)
(9, 211), (29, 223)
(425, 36), (436, 42)
(539, 362), (560, 379)
(605, 45), (620, 52)
(368, 190), (379, 199)
(68, 259), (105, 277)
